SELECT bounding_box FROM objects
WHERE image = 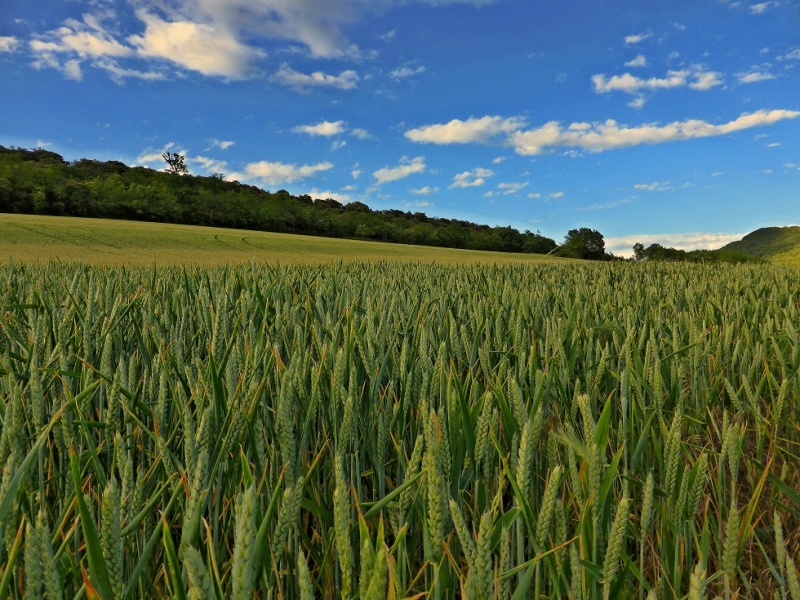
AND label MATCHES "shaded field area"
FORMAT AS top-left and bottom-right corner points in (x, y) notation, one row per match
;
(0, 214), (569, 266)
